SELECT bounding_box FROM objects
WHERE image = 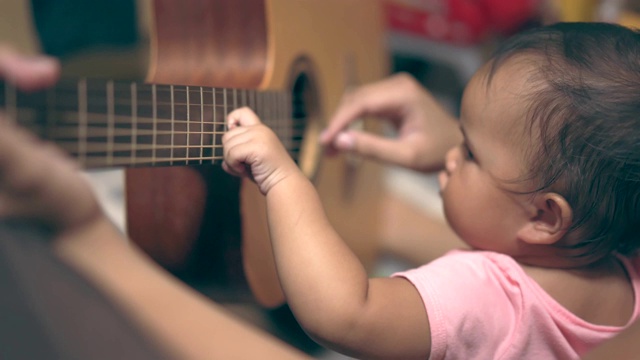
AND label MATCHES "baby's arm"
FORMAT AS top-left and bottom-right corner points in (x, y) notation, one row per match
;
(224, 109), (432, 359)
